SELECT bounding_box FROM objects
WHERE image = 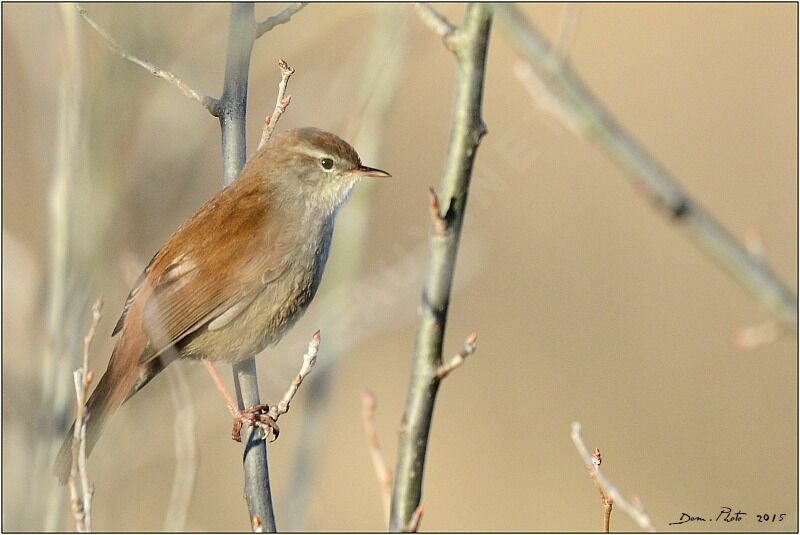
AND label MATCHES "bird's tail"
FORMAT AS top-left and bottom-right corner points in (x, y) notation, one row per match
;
(54, 346), (140, 485)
